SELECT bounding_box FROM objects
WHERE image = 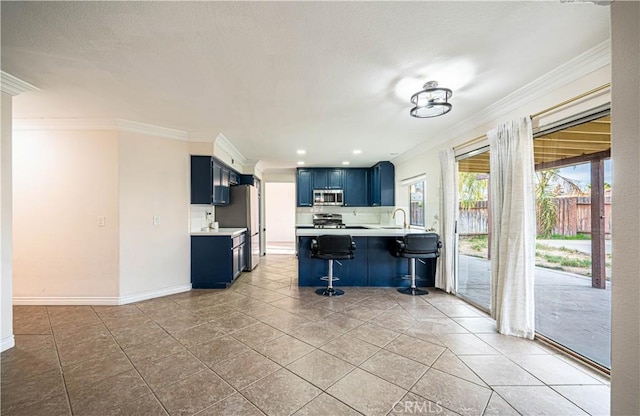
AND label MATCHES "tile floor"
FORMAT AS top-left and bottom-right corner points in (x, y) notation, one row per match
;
(1, 255), (610, 416)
